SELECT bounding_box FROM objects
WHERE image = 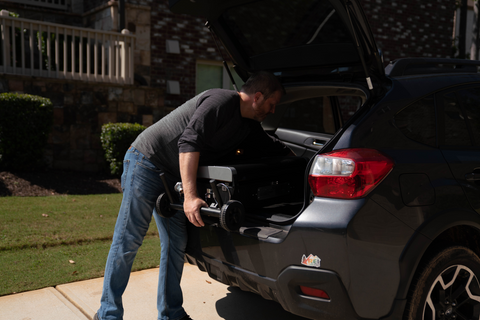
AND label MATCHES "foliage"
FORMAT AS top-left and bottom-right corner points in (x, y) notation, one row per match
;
(3, 10), (73, 72)
(101, 123), (146, 176)
(37, 31), (58, 70)
(0, 93), (53, 170)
